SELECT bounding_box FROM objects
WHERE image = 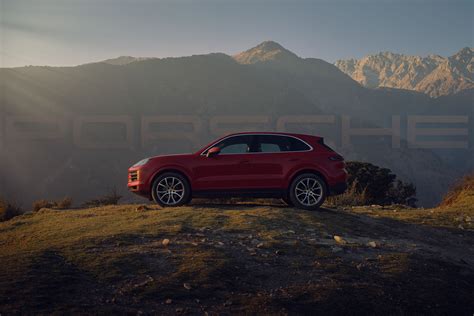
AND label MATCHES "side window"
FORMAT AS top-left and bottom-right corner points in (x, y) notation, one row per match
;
(213, 135), (253, 154)
(256, 135), (311, 152)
